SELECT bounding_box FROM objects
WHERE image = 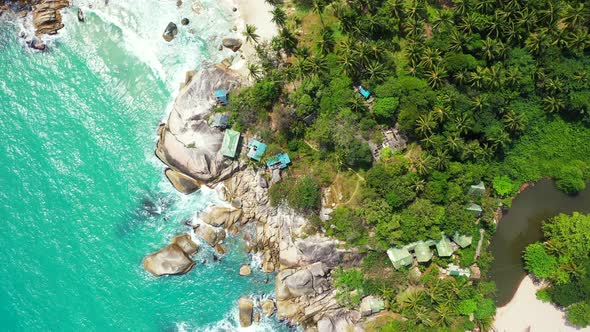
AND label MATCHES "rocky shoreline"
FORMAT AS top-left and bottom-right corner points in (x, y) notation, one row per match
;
(147, 61), (394, 330)
(1, 0), (70, 50)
